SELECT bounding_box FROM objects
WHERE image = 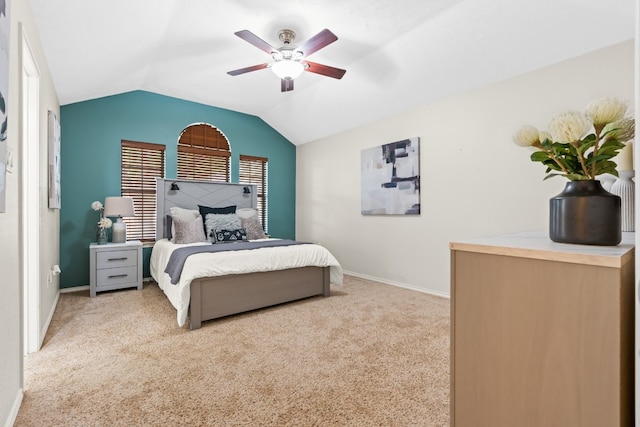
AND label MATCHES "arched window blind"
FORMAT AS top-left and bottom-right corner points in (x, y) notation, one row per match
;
(177, 123), (230, 182)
